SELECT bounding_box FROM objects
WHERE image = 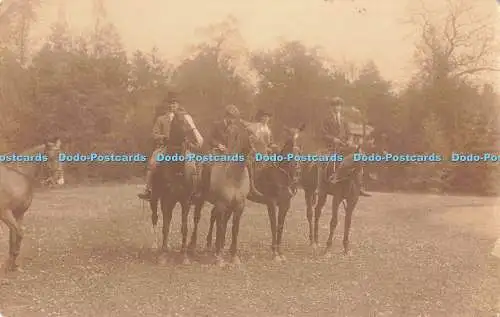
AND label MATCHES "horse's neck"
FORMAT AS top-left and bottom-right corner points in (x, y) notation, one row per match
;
(169, 121), (185, 148)
(224, 162), (247, 182)
(9, 144), (45, 179)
